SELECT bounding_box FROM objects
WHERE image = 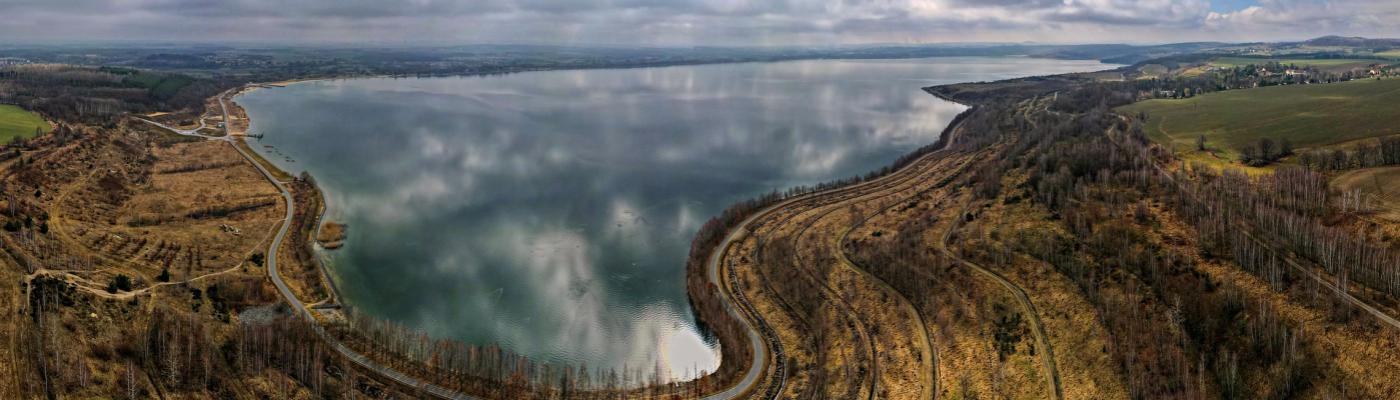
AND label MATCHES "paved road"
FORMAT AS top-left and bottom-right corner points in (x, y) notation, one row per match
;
(139, 87), (916, 399)
(702, 205), (780, 399)
(149, 89), (793, 399)
(705, 109), (983, 398)
(142, 91), (483, 399)
(215, 93), (483, 400)
(136, 117), (216, 139)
